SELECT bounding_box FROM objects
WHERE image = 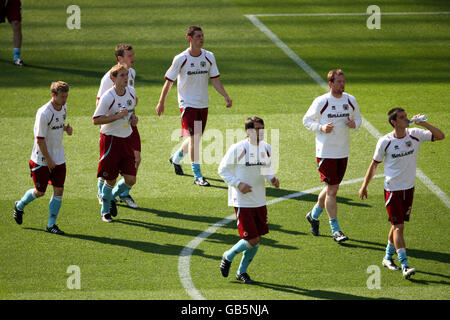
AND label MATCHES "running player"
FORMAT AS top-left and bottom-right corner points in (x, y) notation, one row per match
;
(96, 43), (139, 208)
(93, 63), (138, 222)
(218, 116), (279, 284)
(156, 25), (232, 186)
(303, 69), (362, 242)
(13, 81), (72, 234)
(359, 108), (444, 279)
